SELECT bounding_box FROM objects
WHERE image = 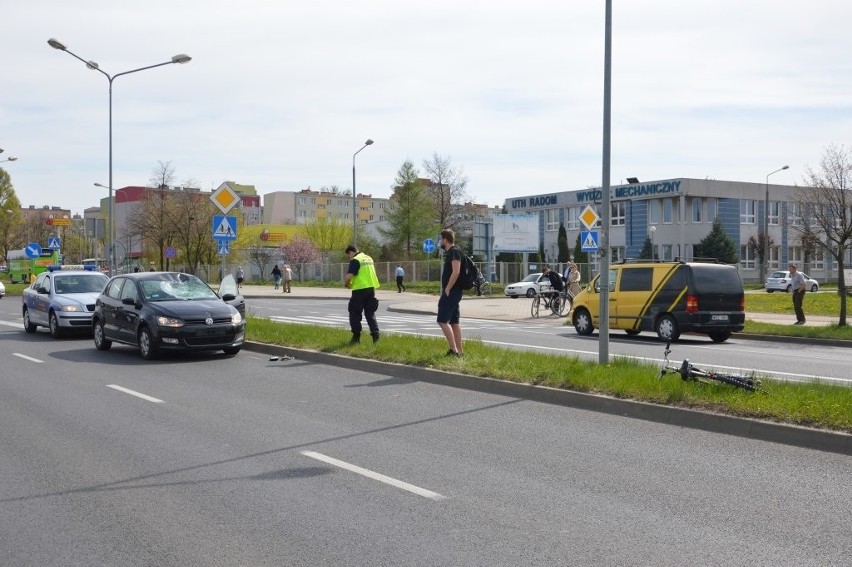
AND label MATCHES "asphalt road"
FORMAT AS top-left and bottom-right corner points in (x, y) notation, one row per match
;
(0, 325), (849, 566)
(248, 297), (852, 387)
